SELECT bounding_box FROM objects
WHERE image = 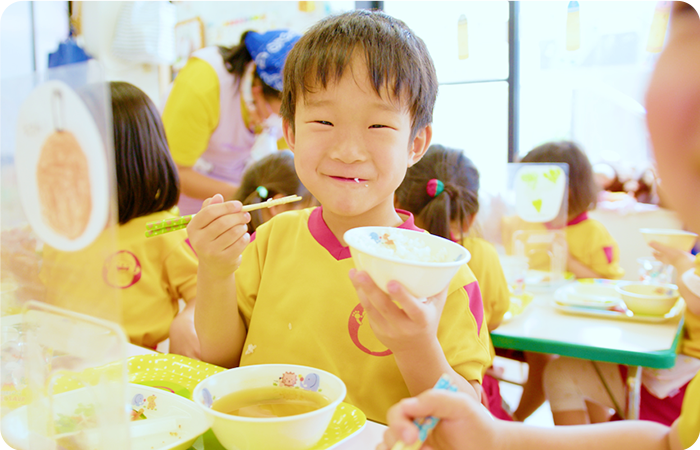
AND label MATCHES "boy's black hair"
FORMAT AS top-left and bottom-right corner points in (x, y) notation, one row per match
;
(110, 81), (180, 224)
(280, 9), (438, 138)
